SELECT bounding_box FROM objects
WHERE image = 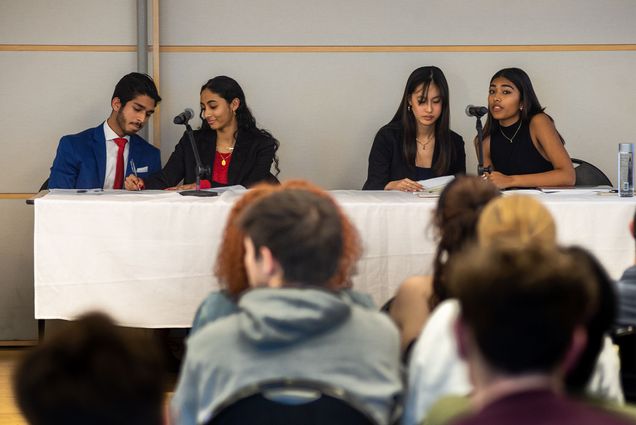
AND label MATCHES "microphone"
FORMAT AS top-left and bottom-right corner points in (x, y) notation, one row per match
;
(465, 105), (488, 118)
(172, 108), (216, 197)
(173, 108), (194, 125)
